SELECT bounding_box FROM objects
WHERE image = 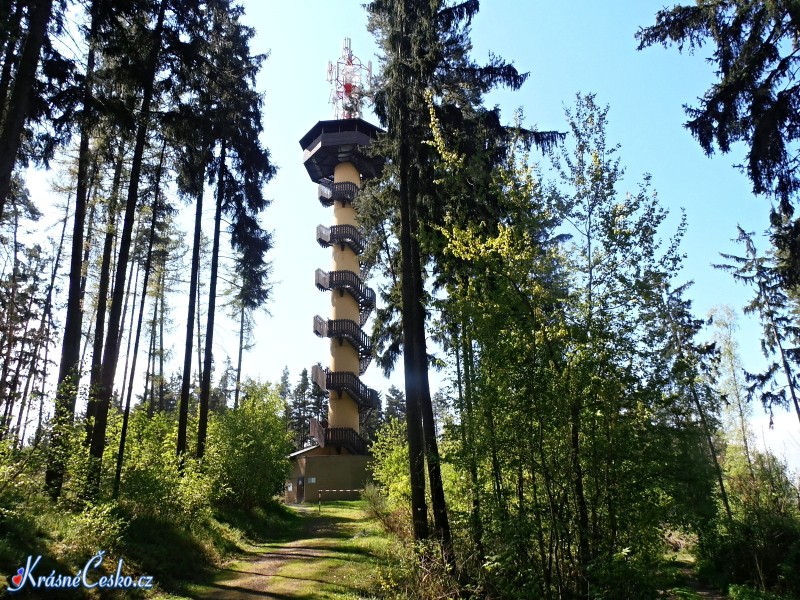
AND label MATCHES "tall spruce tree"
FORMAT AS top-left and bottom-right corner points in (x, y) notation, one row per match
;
(0, 0), (56, 215)
(366, 0), (556, 551)
(193, 0), (274, 459)
(717, 227), (800, 426)
(87, 0), (171, 497)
